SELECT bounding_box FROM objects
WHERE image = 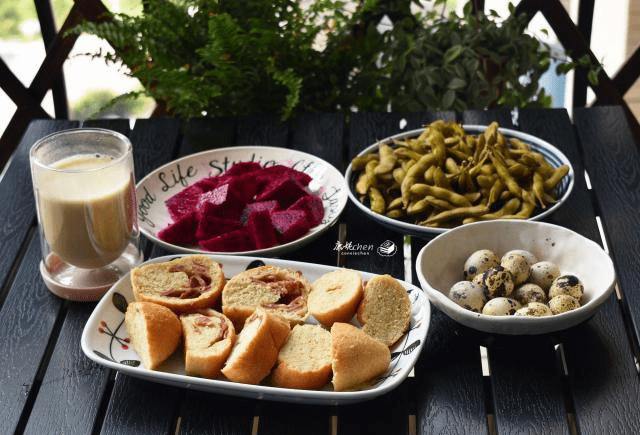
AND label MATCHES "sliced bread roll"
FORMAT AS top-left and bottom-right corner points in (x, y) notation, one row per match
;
(131, 255), (225, 313)
(124, 301), (182, 370)
(221, 307), (291, 384)
(222, 265), (310, 329)
(271, 324), (332, 390)
(330, 322), (391, 391)
(308, 269), (363, 327)
(356, 274), (412, 347)
(180, 309), (236, 379)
